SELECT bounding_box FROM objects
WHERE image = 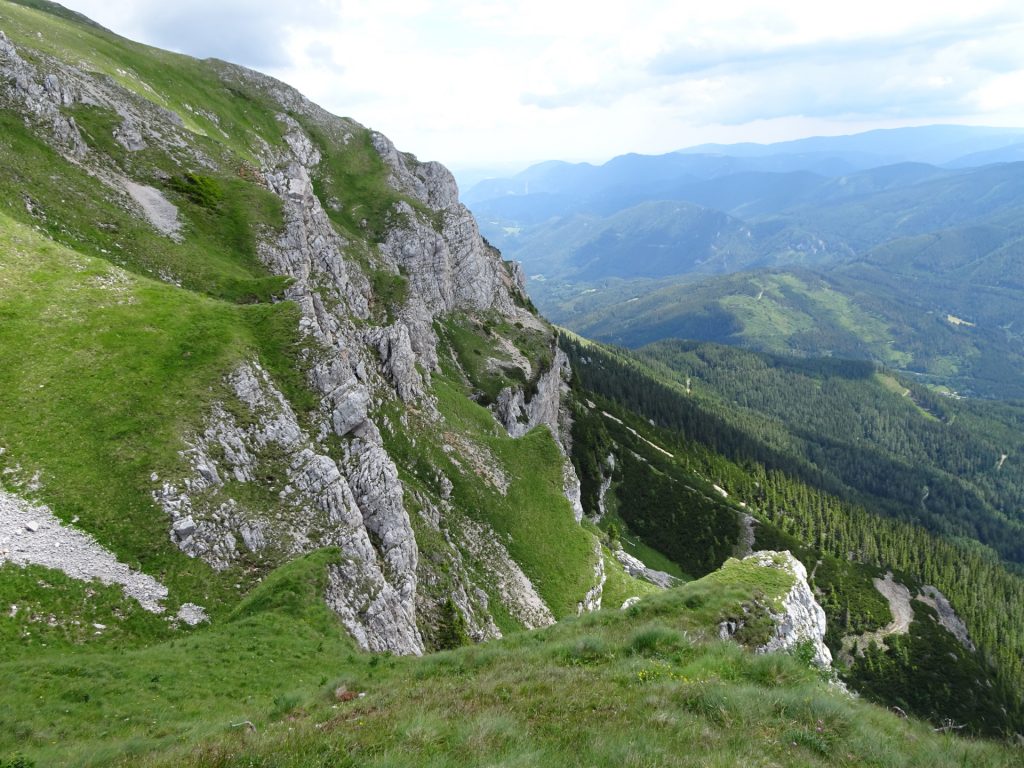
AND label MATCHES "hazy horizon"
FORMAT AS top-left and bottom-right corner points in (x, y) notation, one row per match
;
(59, 0), (1024, 171)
